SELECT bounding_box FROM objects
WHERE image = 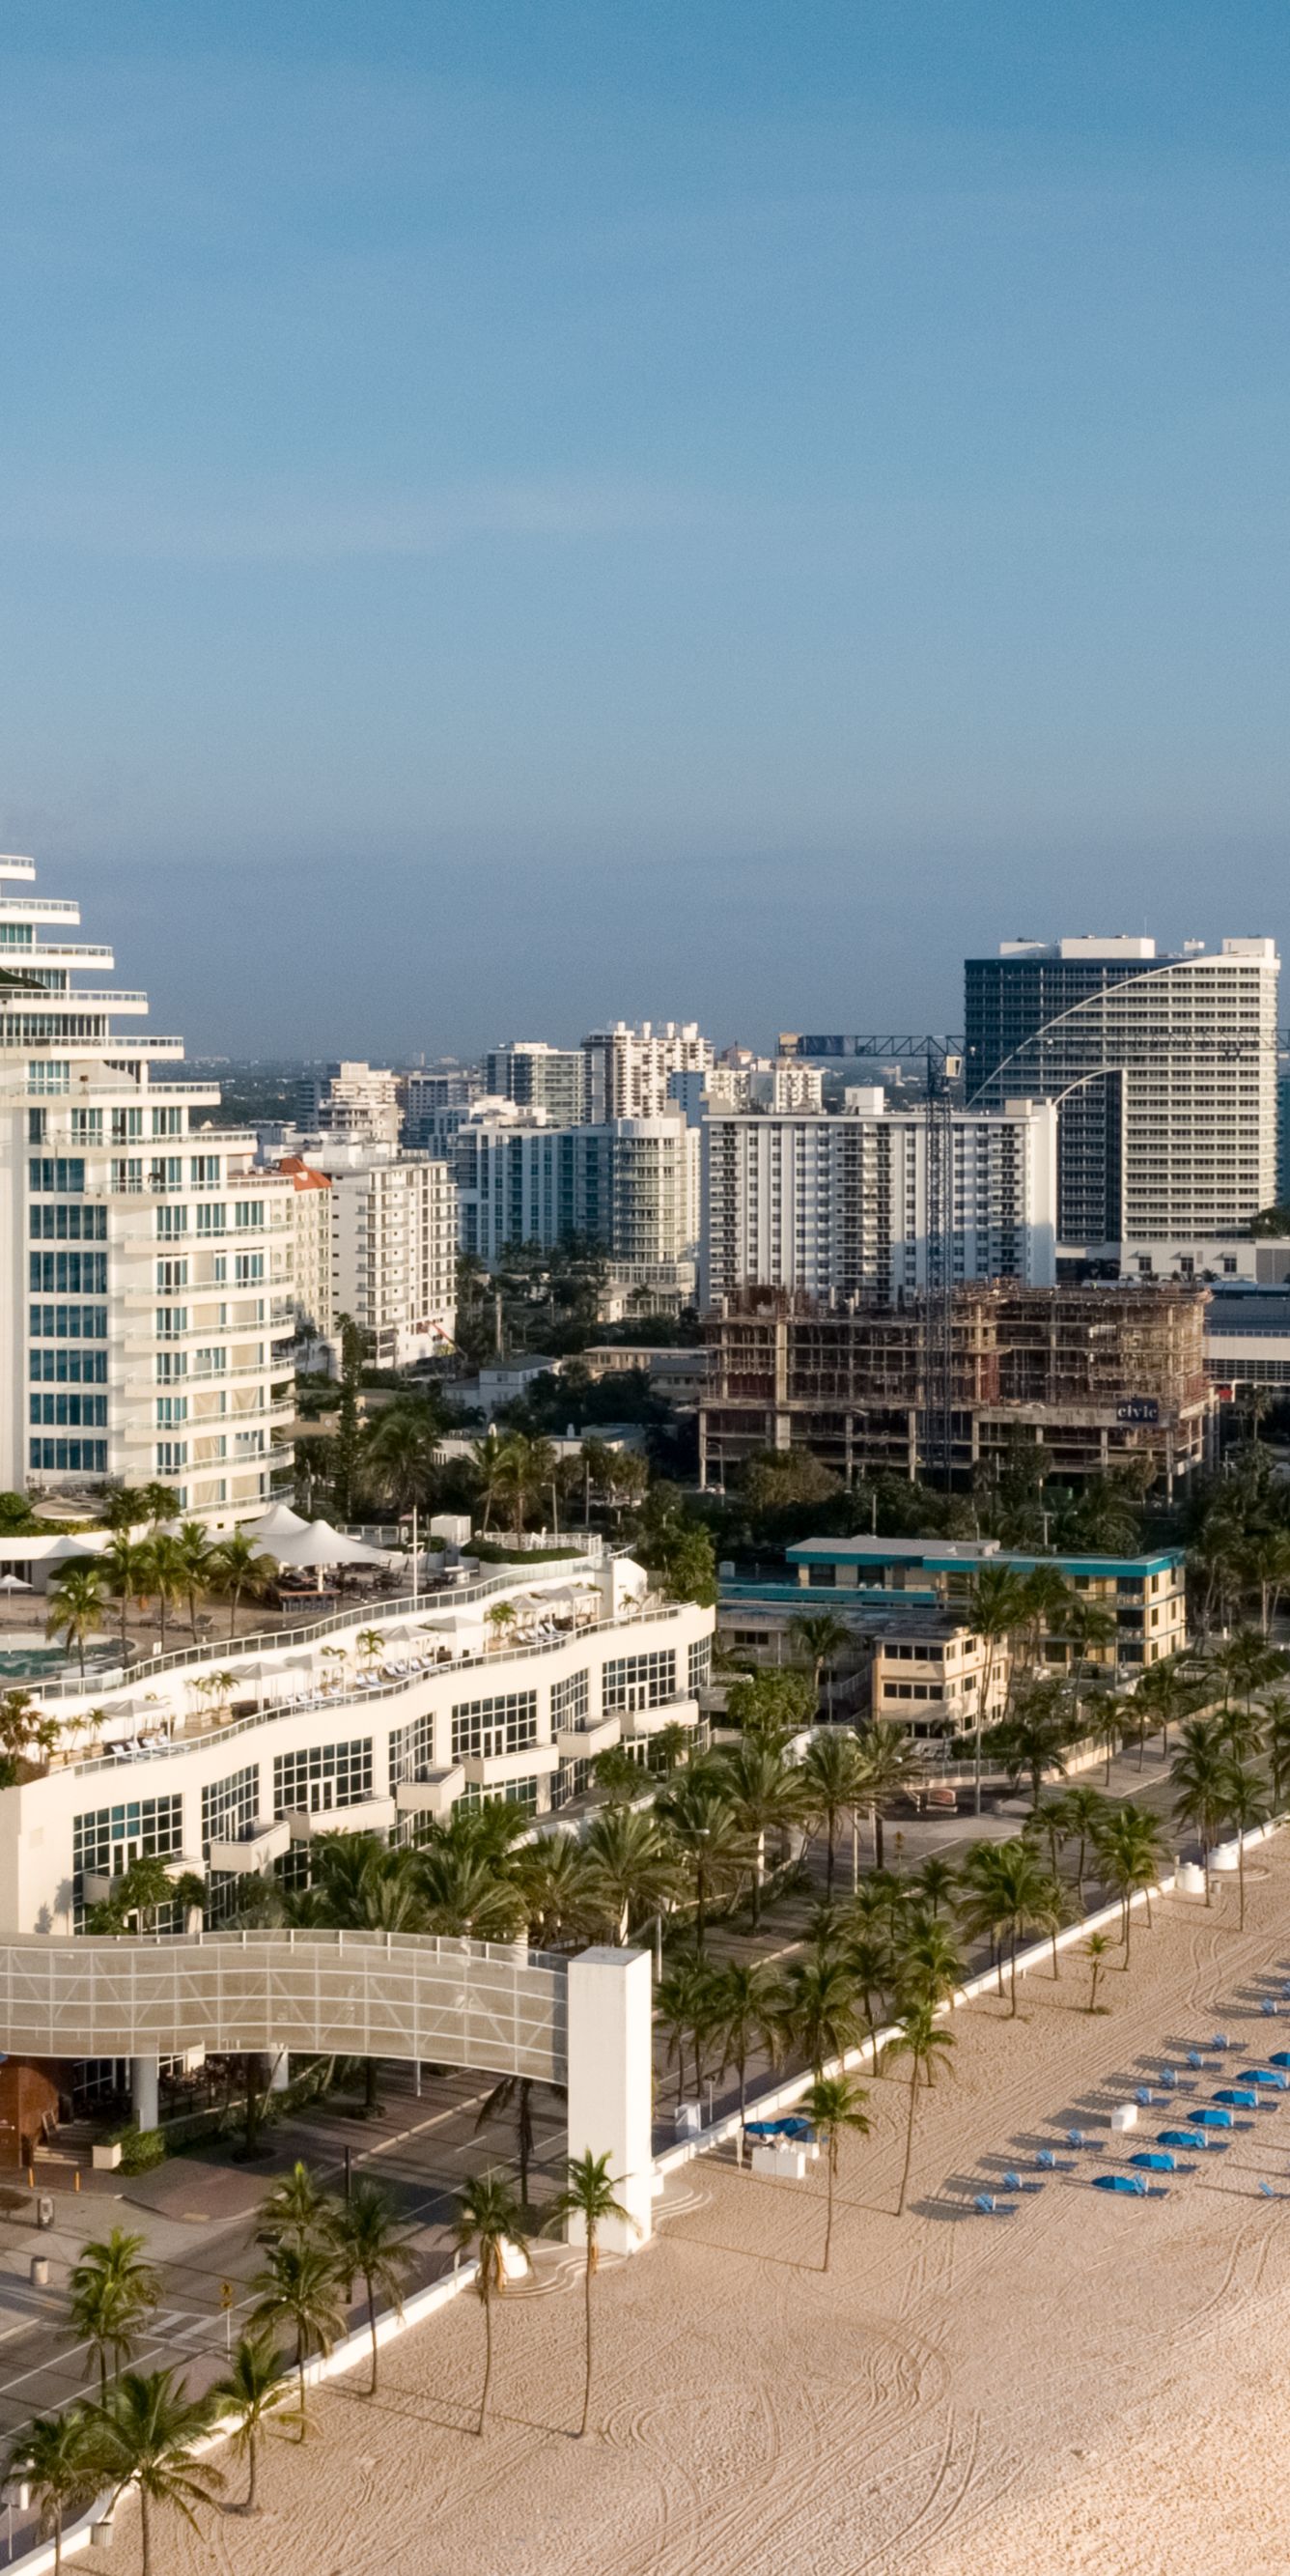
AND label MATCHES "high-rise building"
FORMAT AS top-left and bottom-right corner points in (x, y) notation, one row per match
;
(274, 1156), (334, 1343)
(484, 1041), (586, 1124)
(700, 1094), (1057, 1304)
(583, 1021), (714, 1121)
(327, 1151), (457, 1368)
(965, 935), (1279, 1256)
(0, 855), (294, 1517)
(455, 1110), (699, 1294)
(401, 1066), (479, 1146)
(295, 1062), (402, 1149)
